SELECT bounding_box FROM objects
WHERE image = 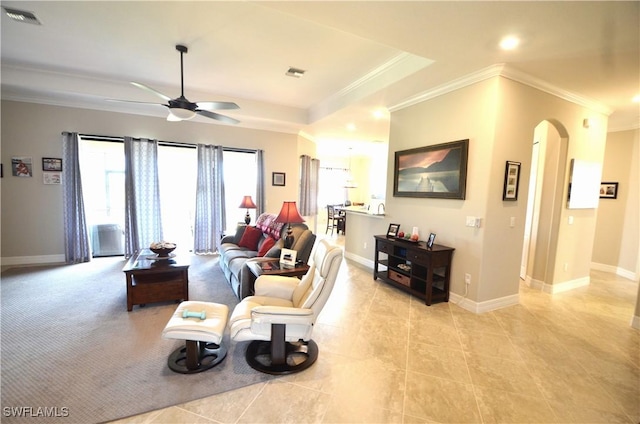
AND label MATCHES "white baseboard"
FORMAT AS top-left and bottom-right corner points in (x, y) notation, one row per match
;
(526, 277), (545, 290)
(449, 292), (520, 313)
(591, 262), (639, 281)
(344, 251), (374, 269)
(523, 274), (591, 294)
(542, 276), (590, 294)
(1, 254), (66, 266)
